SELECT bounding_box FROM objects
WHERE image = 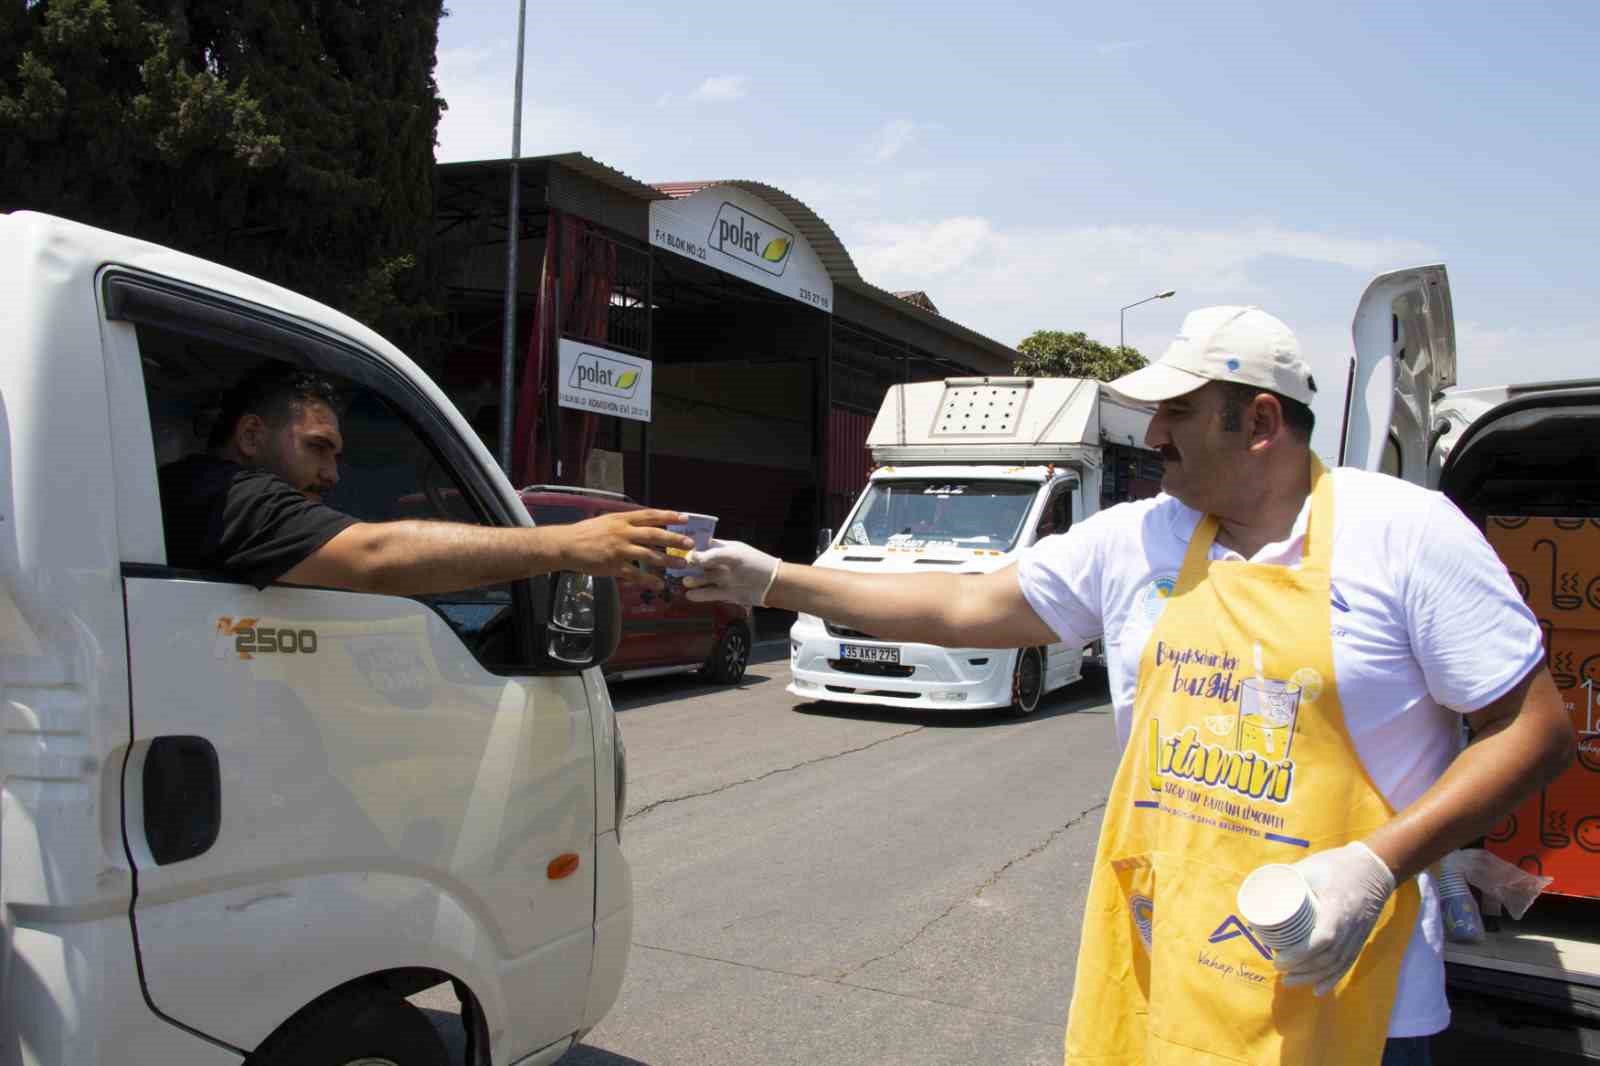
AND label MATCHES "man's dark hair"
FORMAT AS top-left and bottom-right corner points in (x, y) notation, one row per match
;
(1216, 381), (1316, 442)
(208, 364), (344, 450)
